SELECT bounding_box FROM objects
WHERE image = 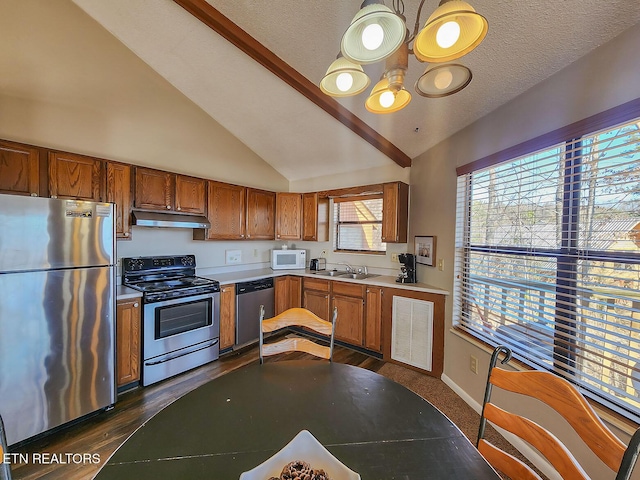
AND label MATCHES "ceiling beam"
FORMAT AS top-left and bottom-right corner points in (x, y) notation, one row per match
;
(173, 0), (412, 168)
